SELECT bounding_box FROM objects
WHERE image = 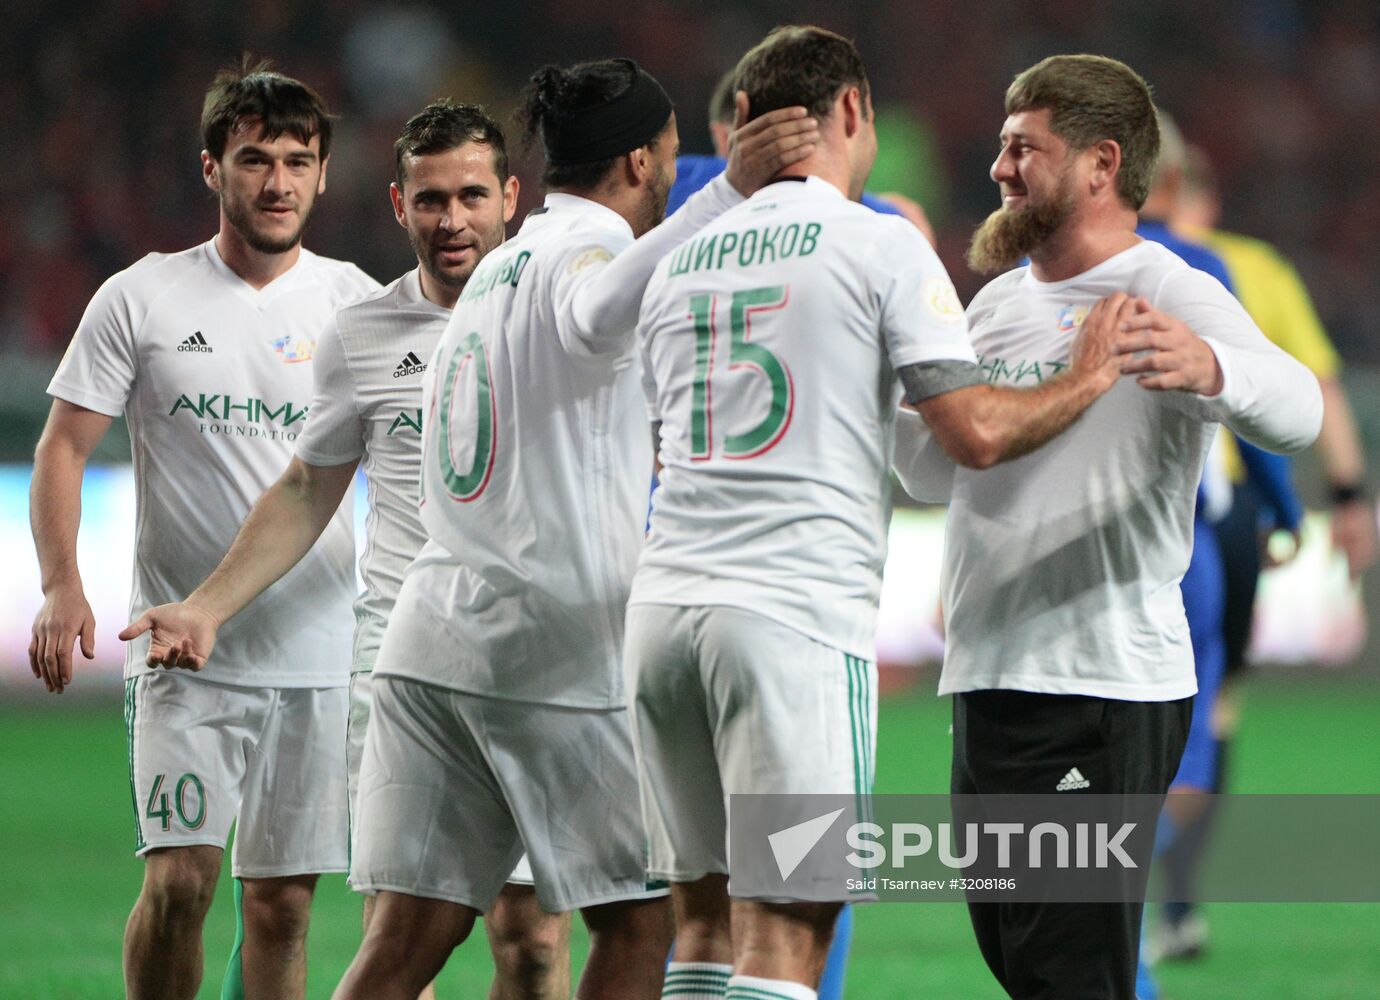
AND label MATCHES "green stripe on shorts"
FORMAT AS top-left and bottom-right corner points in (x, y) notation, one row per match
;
(845, 654), (875, 827)
(123, 677), (145, 851)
